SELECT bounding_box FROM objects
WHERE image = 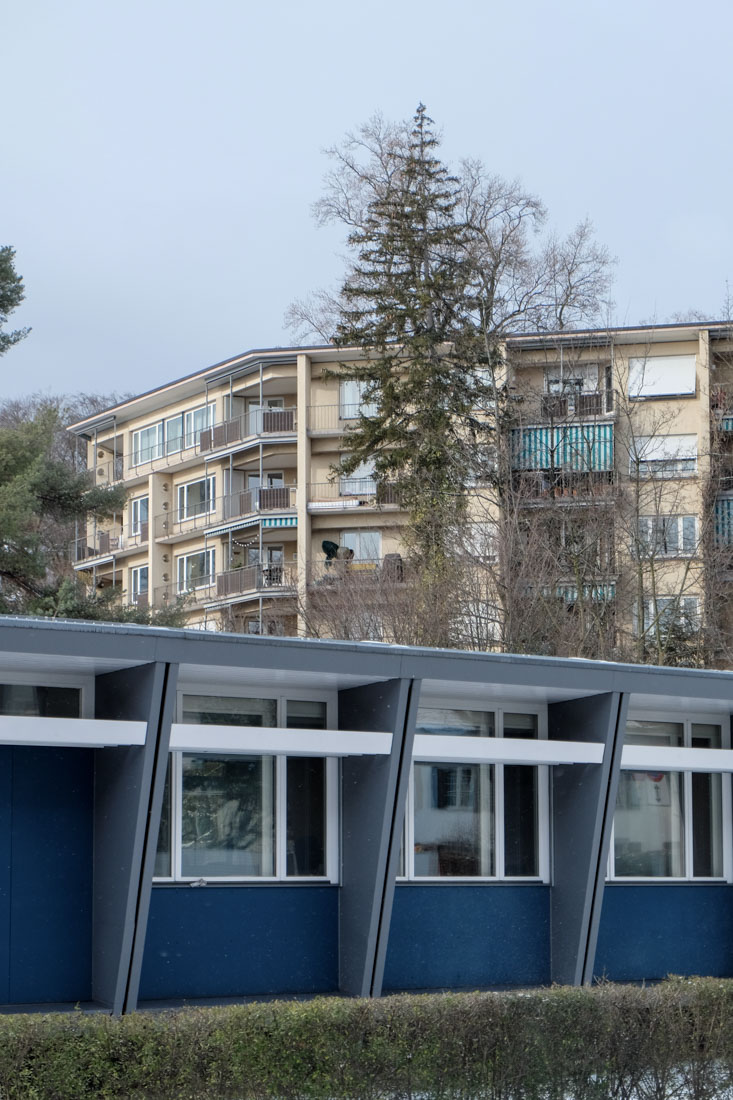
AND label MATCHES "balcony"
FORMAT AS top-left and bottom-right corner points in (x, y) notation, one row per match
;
(199, 407), (297, 453)
(307, 404), (378, 434)
(155, 487), (297, 539)
(307, 480), (401, 512)
(510, 423), (614, 474)
(154, 562), (296, 609)
(308, 555), (405, 586)
(71, 523), (149, 563)
(515, 389), (616, 424)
